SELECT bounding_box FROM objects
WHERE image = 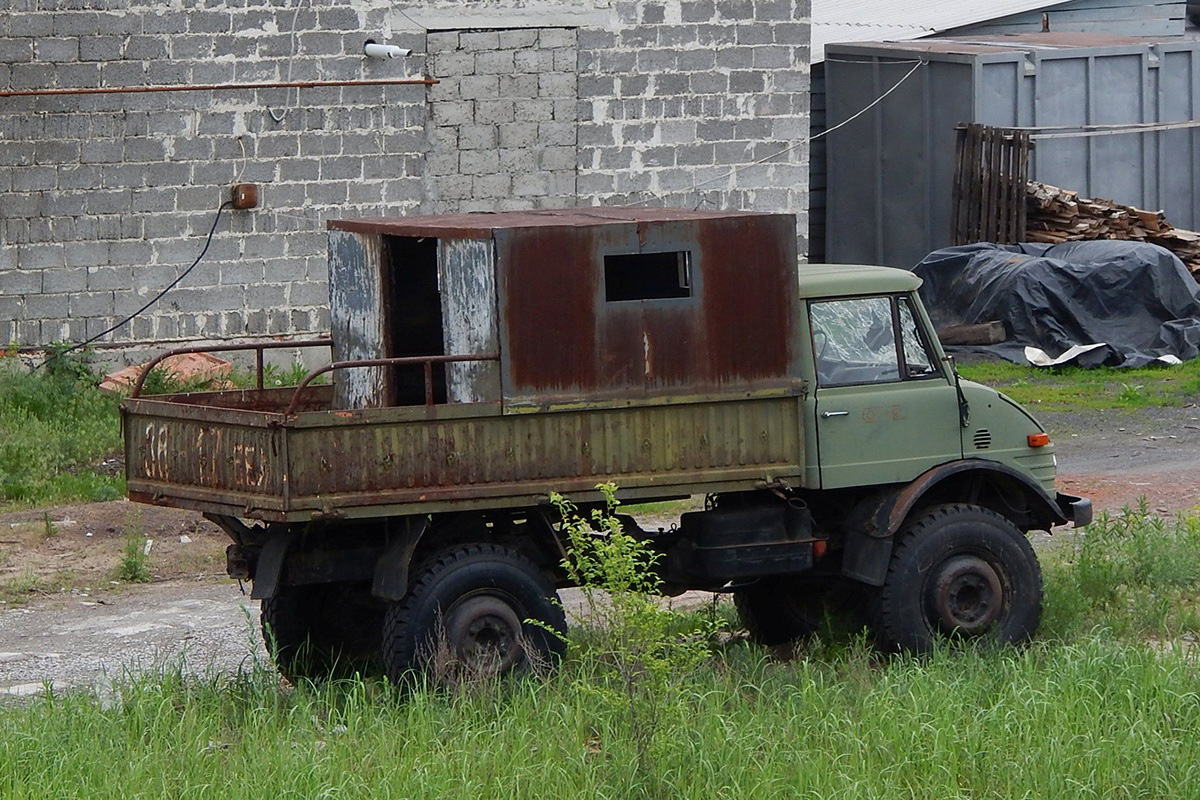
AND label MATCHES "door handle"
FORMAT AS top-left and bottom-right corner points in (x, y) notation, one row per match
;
(821, 410), (850, 418)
